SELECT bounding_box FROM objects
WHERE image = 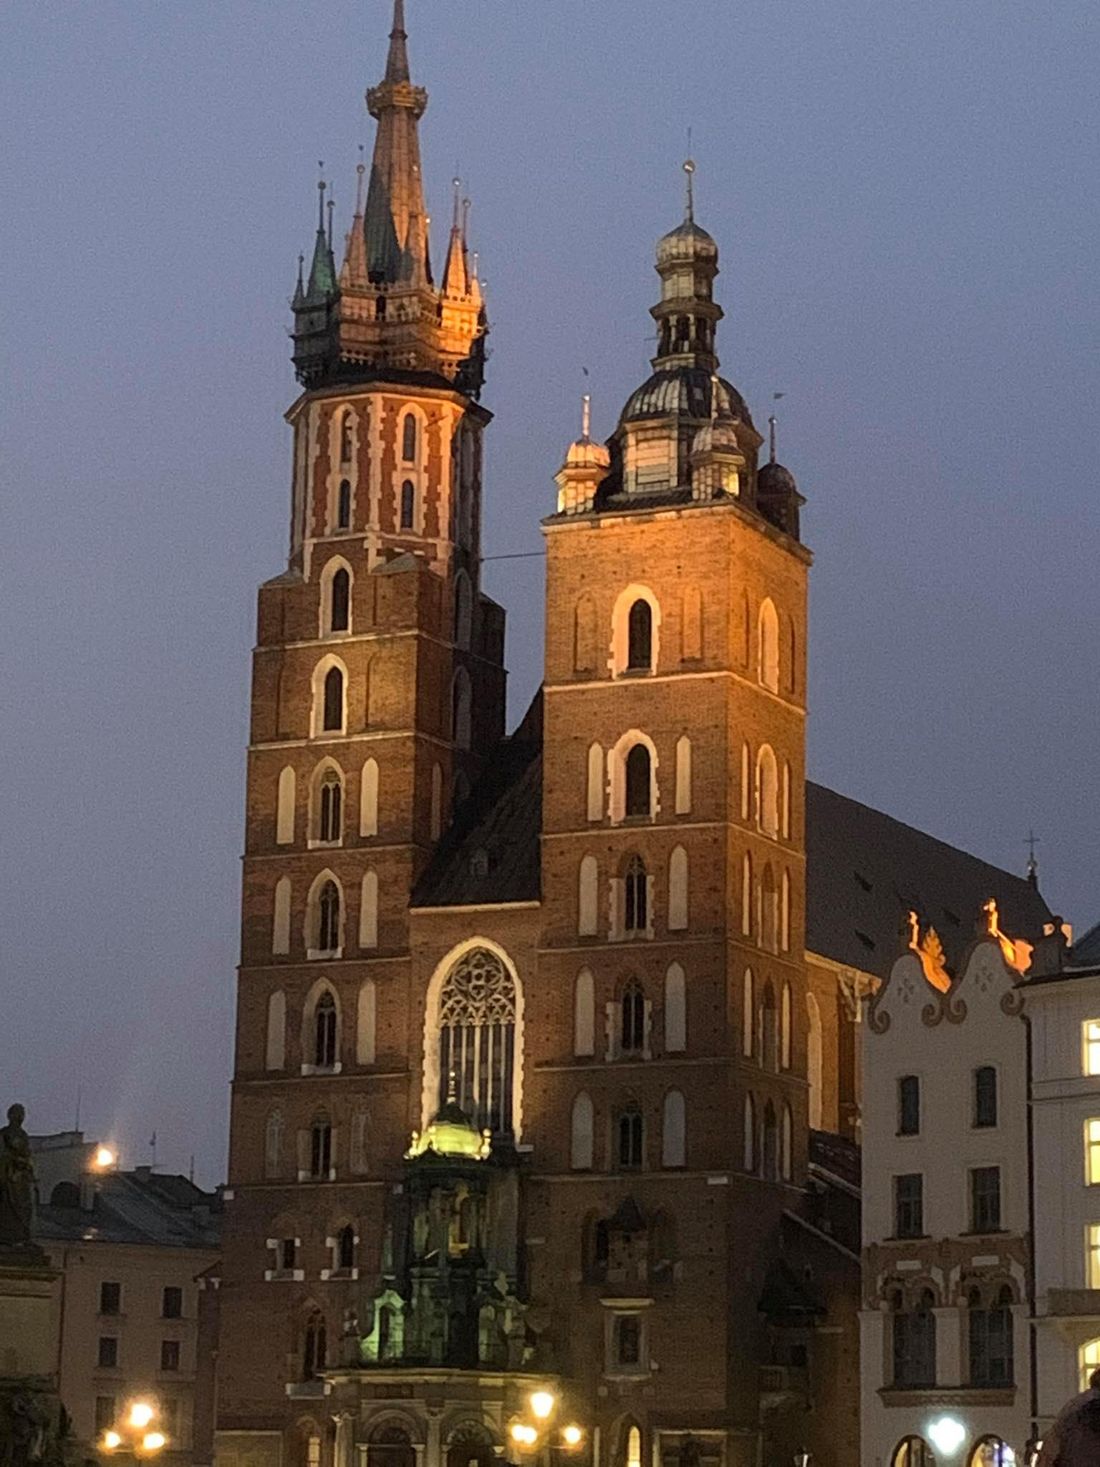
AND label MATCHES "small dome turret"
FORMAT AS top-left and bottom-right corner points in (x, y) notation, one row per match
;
(757, 459), (804, 540)
(555, 395), (610, 515)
